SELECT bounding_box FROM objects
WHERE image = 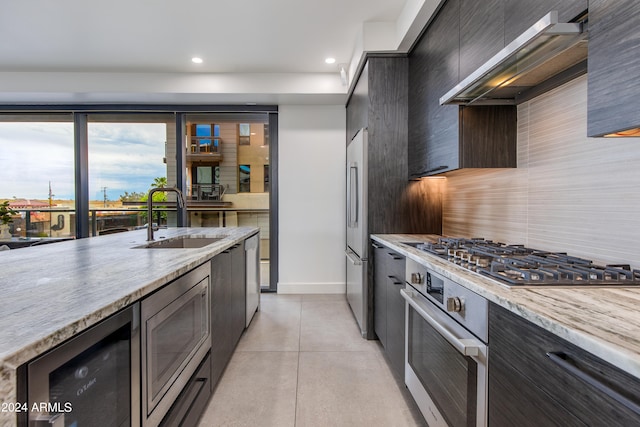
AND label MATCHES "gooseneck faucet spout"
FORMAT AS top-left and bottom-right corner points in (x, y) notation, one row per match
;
(147, 187), (186, 241)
